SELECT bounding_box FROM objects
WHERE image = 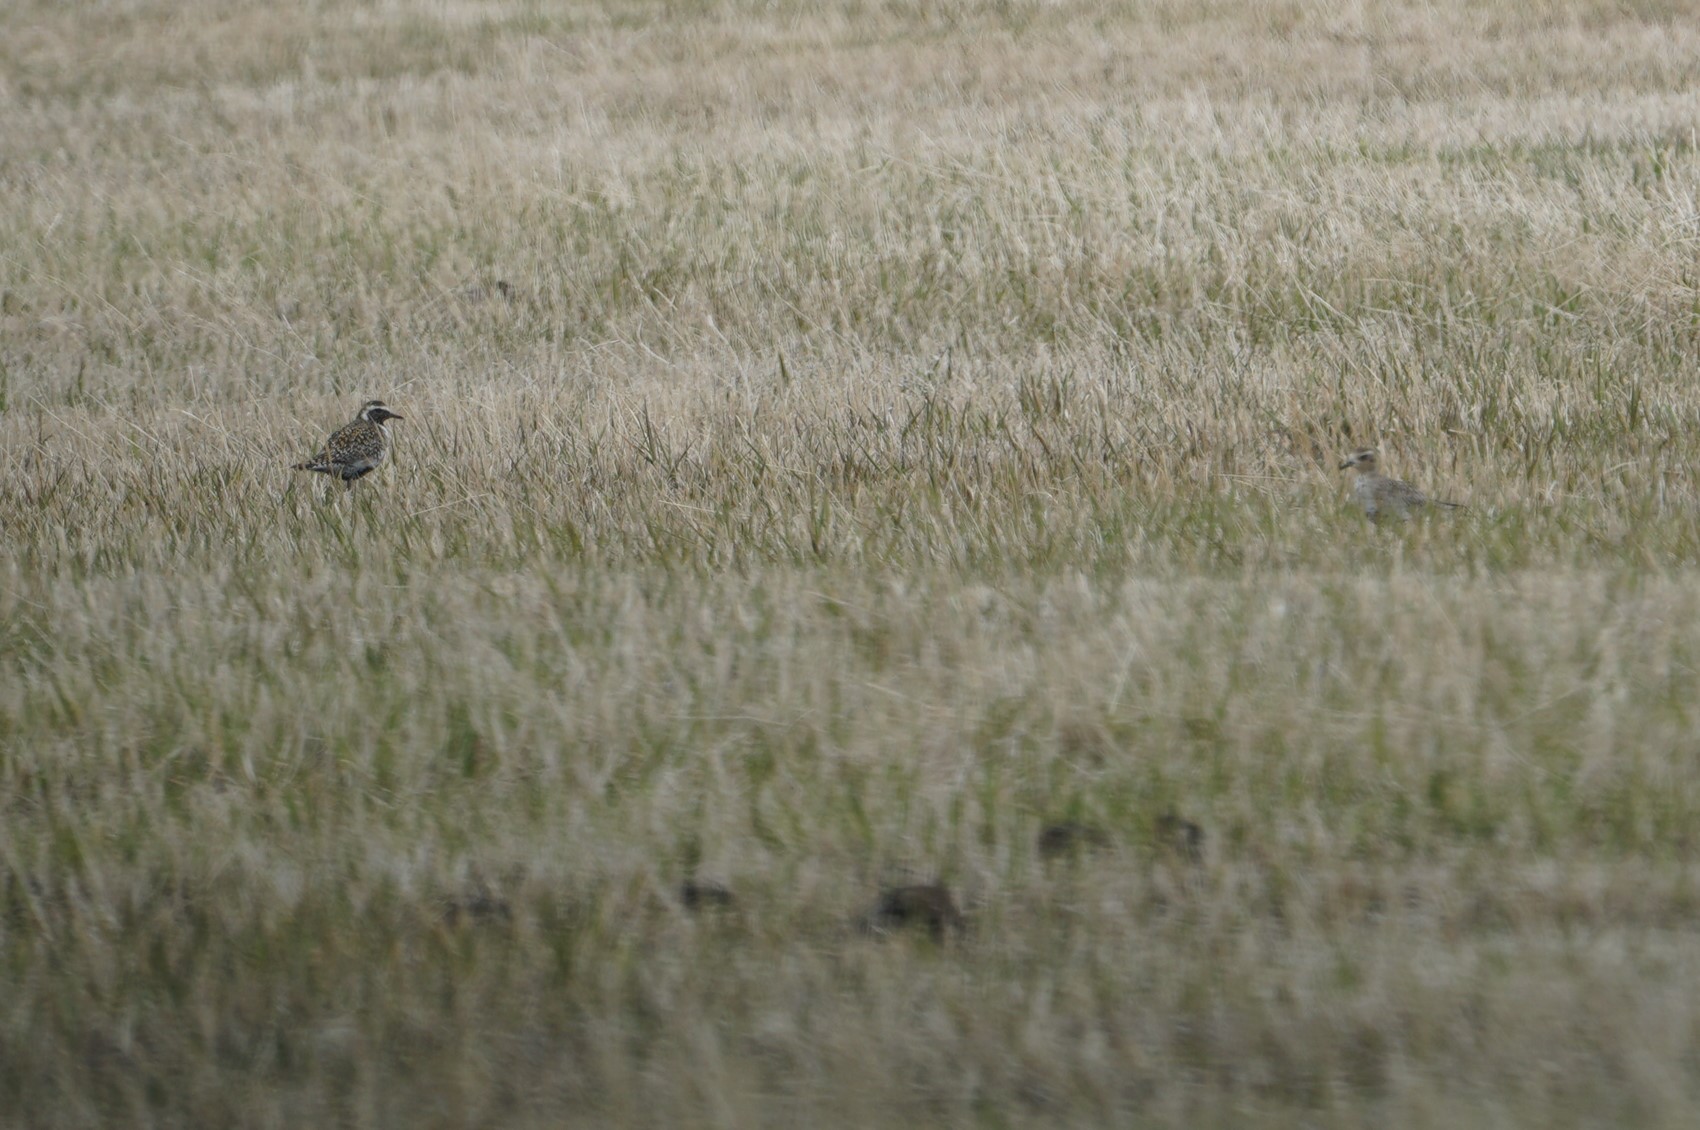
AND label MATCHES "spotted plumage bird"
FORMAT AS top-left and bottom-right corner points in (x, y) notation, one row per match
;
(292, 400), (403, 487)
(1338, 448), (1460, 521)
